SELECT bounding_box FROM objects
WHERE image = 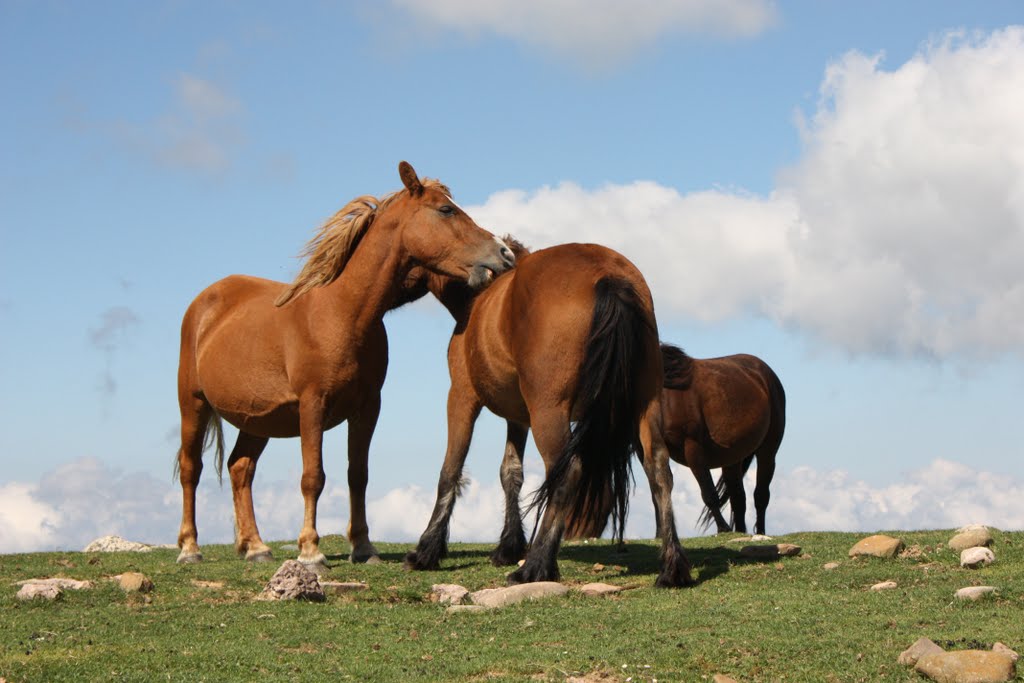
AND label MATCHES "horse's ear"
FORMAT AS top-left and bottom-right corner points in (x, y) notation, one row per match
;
(399, 161), (424, 196)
